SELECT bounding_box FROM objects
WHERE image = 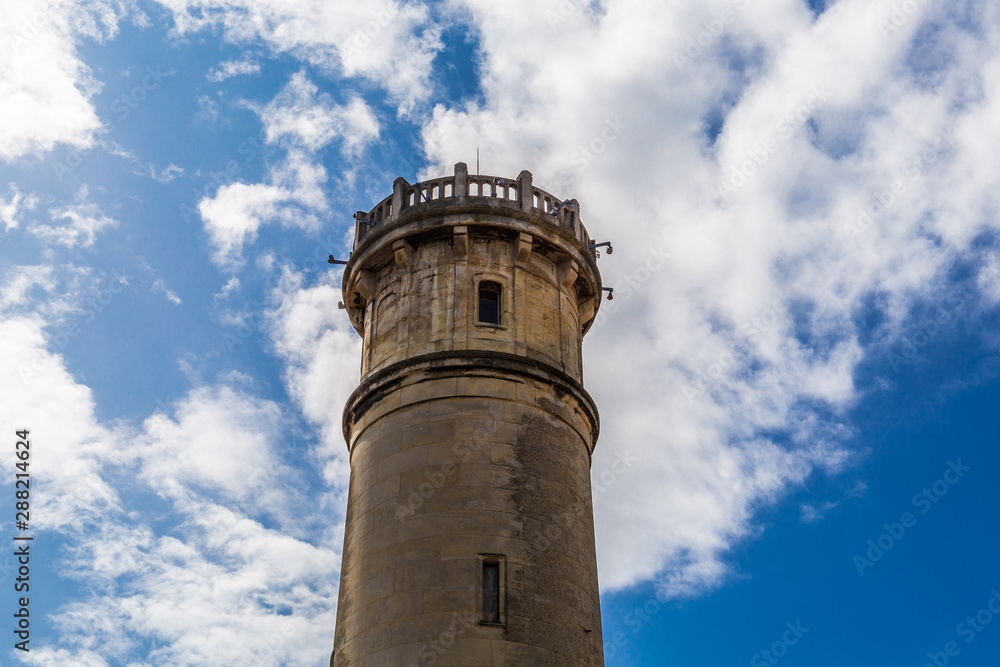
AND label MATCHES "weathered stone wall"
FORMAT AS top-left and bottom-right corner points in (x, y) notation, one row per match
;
(333, 365), (603, 666)
(360, 229), (583, 382)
